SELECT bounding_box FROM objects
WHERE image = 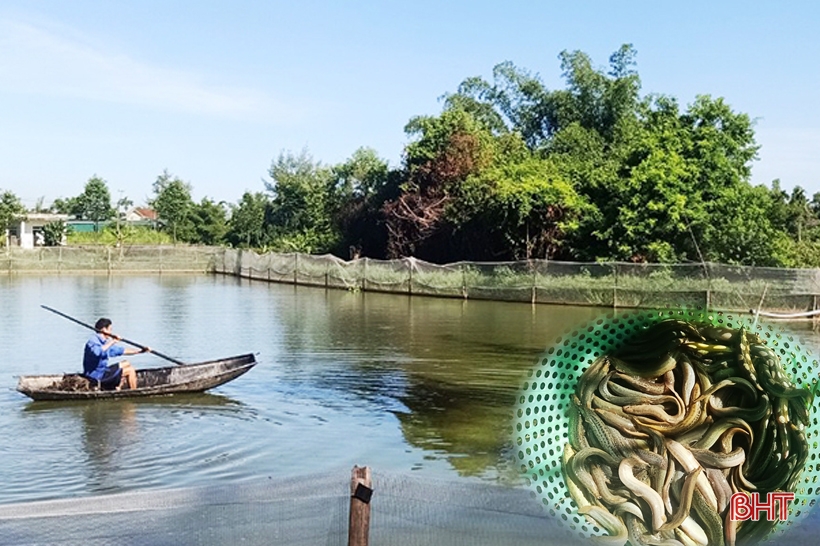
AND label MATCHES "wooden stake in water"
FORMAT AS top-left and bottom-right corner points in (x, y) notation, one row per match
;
(348, 466), (372, 546)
